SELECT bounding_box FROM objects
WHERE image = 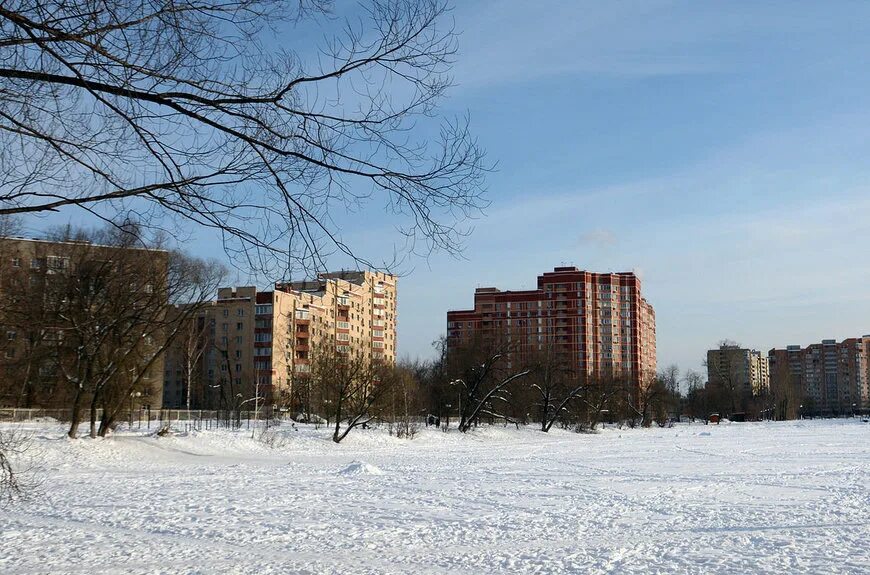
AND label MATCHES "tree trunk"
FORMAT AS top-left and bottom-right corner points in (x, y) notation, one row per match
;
(89, 389), (100, 439)
(540, 389), (551, 432)
(97, 408), (113, 437)
(67, 386), (84, 439)
(332, 397), (343, 443)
